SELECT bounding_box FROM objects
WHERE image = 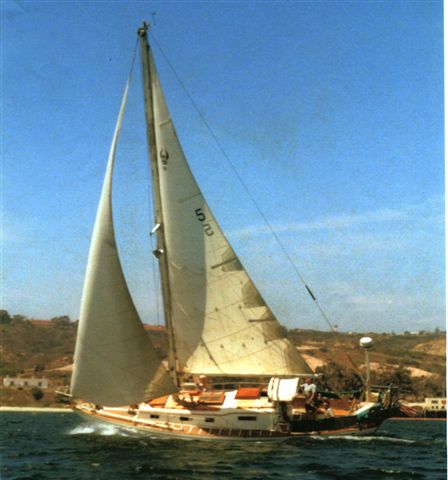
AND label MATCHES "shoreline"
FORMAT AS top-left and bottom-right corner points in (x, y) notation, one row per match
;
(1, 406), (73, 412)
